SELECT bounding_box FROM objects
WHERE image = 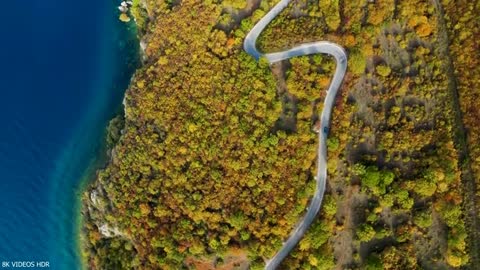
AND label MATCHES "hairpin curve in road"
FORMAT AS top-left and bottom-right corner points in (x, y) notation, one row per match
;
(243, 1), (348, 269)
